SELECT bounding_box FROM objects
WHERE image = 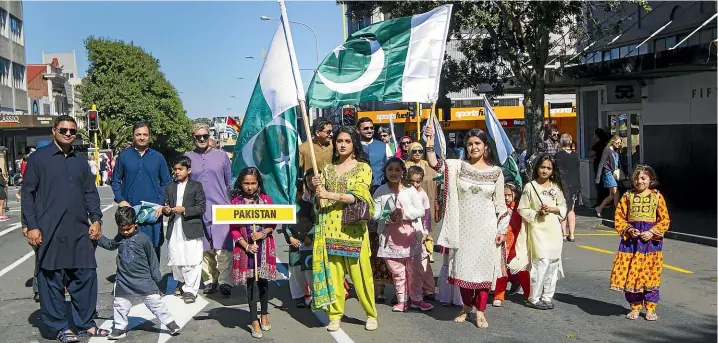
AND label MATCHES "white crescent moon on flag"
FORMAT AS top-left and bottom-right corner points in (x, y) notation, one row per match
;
(316, 38), (385, 94)
(241, 115), (297, 174)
